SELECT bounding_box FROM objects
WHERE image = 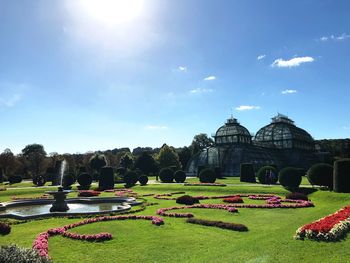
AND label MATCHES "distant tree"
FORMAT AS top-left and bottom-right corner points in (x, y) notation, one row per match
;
(0, 149), (20, 177)
(178, 146), (192, 170)
(119, 153), (134, 169)
(134, 152), (158, 175)
(157, 144), (181, 169)
(190, 133), (214, 155)
(21, 144), (48, 177)
(89, 154), (107, 172)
